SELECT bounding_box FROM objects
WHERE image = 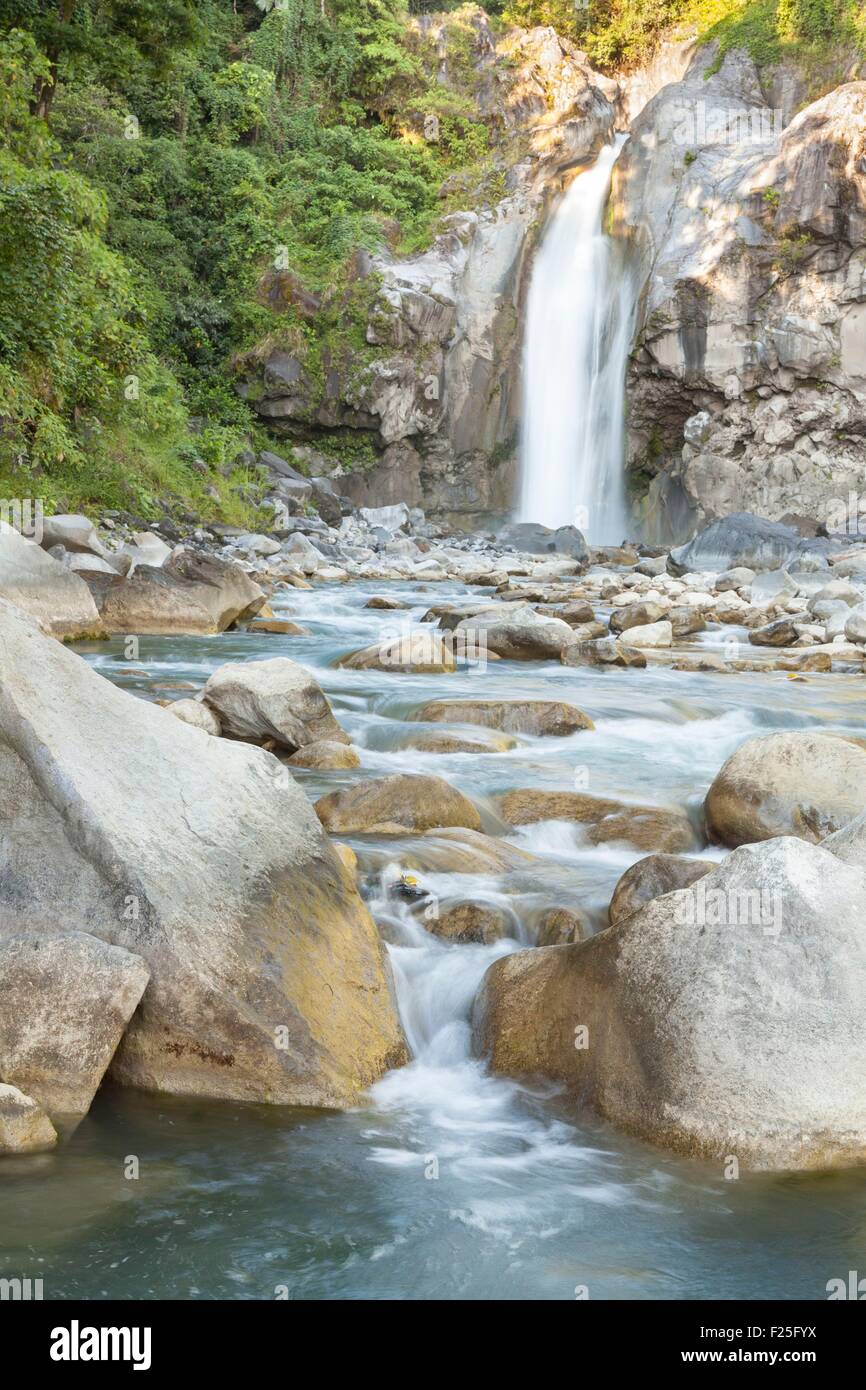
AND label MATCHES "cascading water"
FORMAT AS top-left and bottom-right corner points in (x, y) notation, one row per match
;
(518, 135), (637, 544)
